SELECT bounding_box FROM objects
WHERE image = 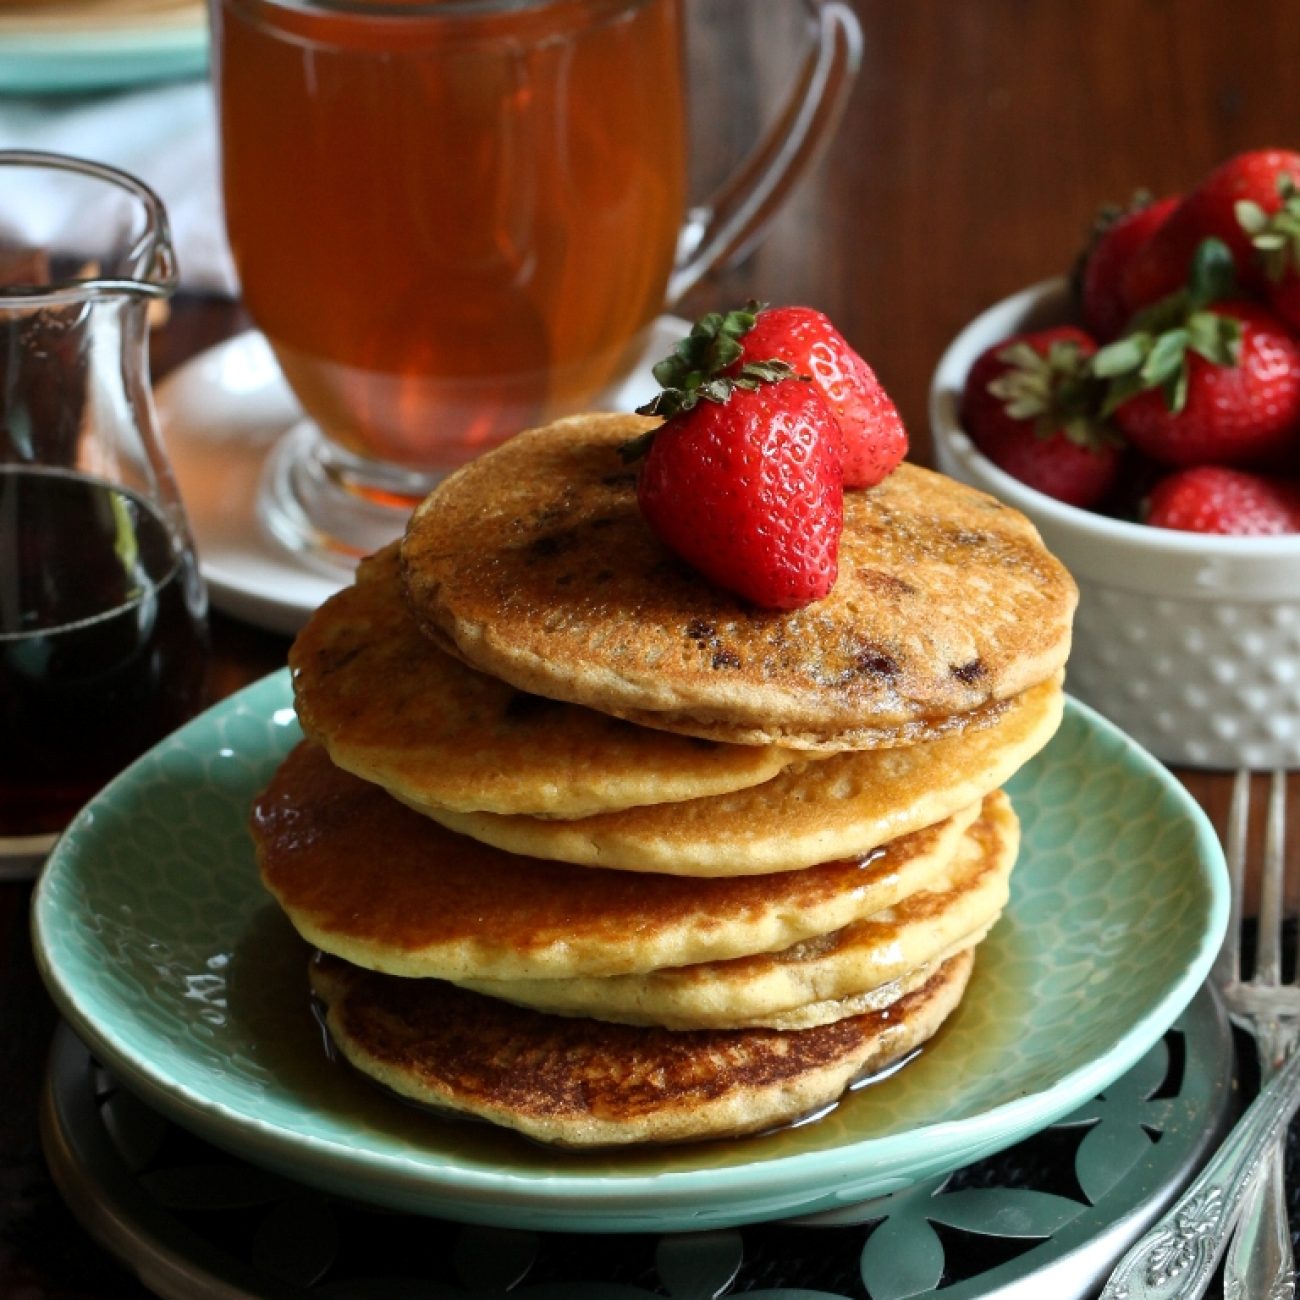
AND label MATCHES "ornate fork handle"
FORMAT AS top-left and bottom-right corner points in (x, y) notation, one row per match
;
(1223, 1019), (1298, 1300)
(1100, 1041), (1300, 1300)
